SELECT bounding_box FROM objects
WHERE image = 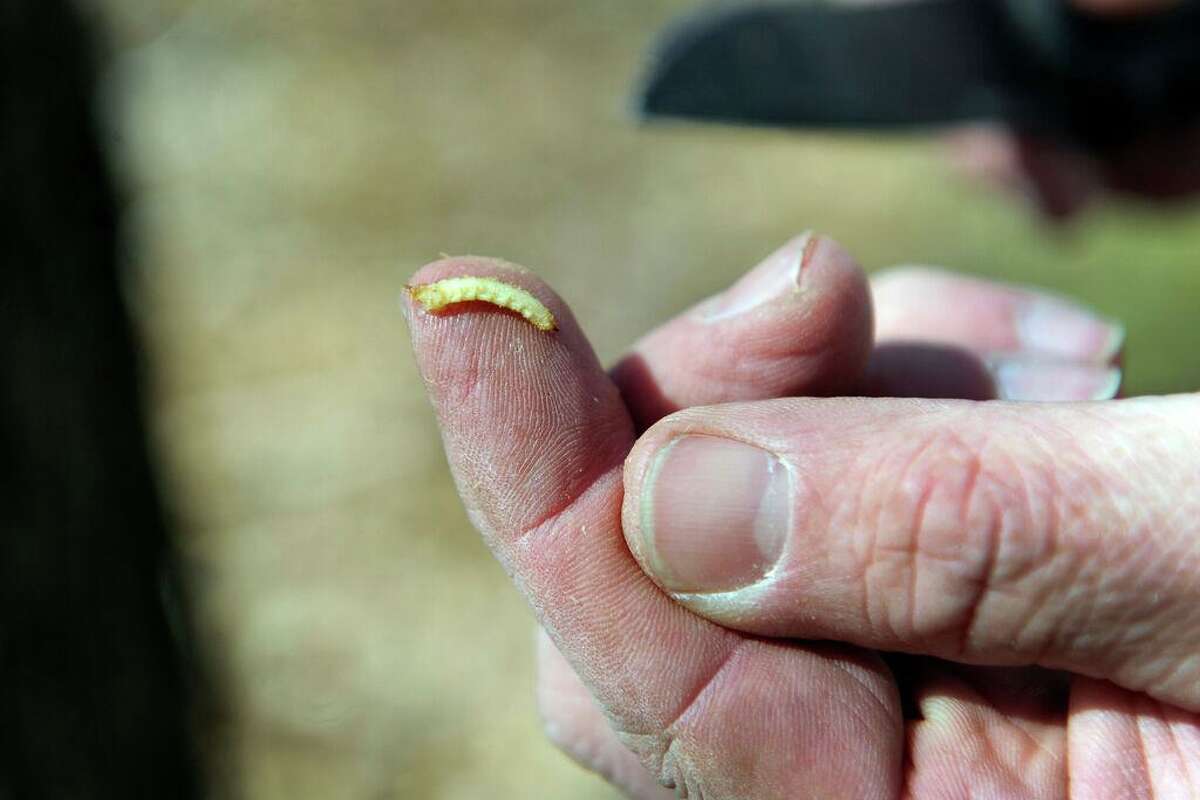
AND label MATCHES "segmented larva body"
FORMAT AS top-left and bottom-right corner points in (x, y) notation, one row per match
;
(407, 276), (557, 332)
